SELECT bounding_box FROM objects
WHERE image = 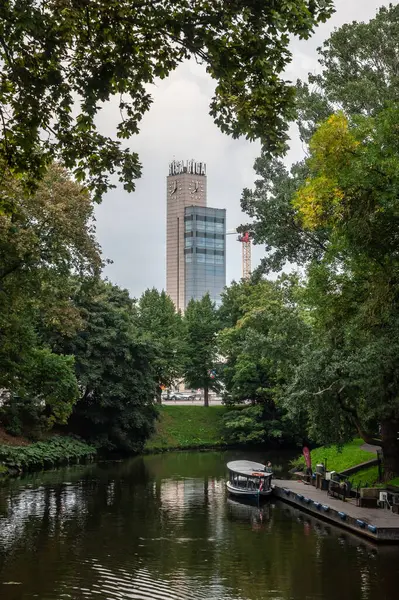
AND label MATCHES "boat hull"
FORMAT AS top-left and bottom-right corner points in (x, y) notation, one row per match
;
(226, 481), (272, 498)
